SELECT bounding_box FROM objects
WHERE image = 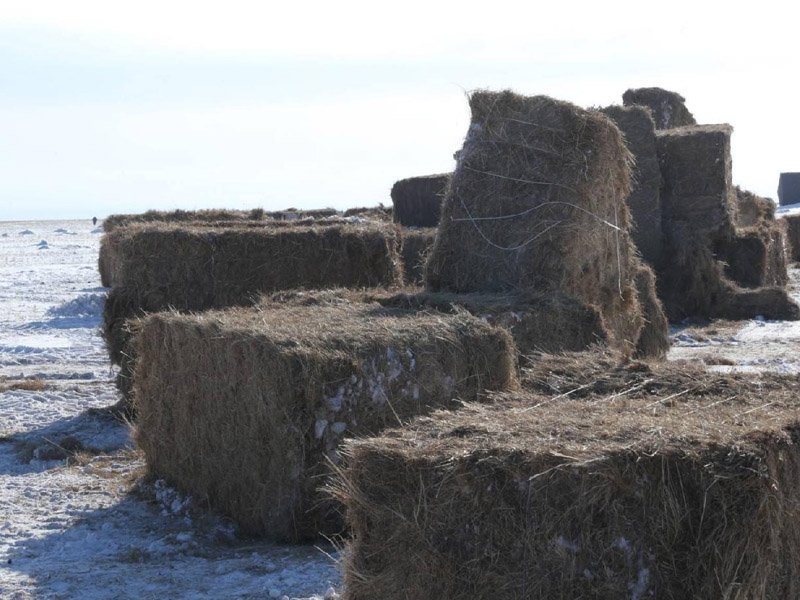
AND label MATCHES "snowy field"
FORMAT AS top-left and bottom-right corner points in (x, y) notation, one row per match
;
(0, 220), (339, 600)
(1, 219), (799, 599)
